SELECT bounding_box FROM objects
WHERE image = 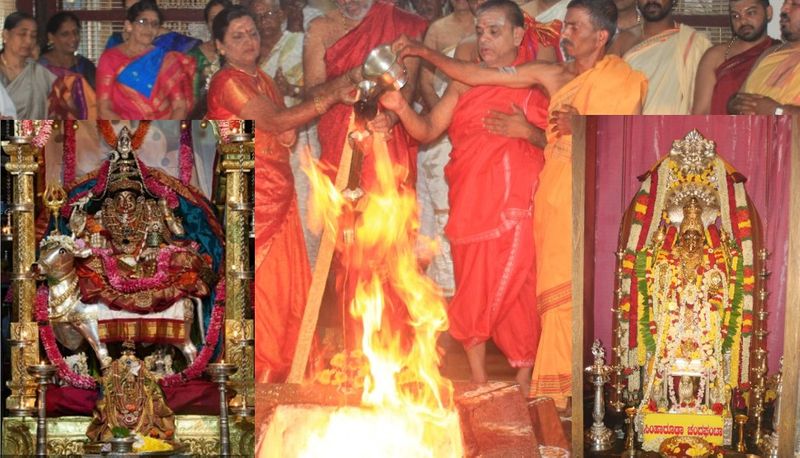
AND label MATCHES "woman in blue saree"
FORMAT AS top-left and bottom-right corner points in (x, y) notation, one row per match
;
(96, 0), (195, 119)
